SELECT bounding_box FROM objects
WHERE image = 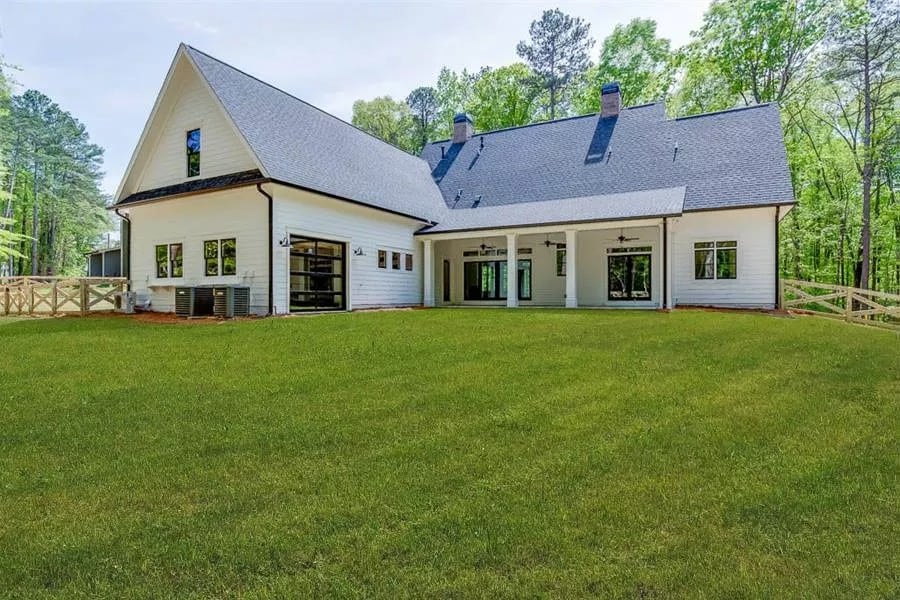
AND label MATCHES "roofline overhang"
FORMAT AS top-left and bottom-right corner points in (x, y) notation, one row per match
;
(415, 212), (679, 239)
(681, 200), (796, 215)
(110, 176), (270, 210)
(109, 176), (437, 225)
